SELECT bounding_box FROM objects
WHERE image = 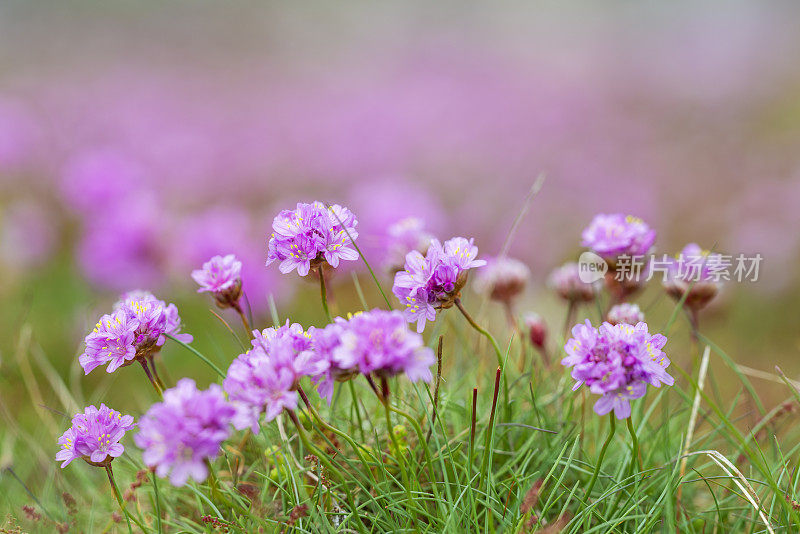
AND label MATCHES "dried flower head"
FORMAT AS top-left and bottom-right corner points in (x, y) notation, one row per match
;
(474, 256), (530, 303)
(662, 243), (725, 311)
(547, 262), (599, 303)
(606, 303), (645, 325)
